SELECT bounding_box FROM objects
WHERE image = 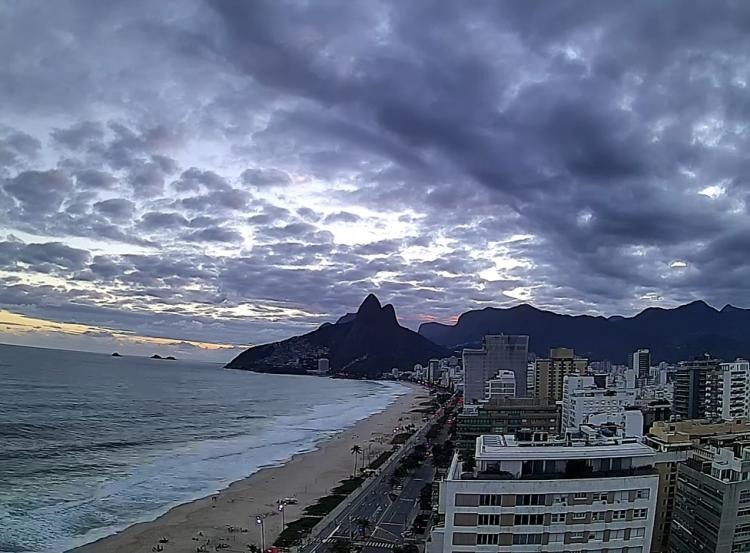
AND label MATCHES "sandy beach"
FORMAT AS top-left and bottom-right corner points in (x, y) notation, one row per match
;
(70, 383), (430, 553)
